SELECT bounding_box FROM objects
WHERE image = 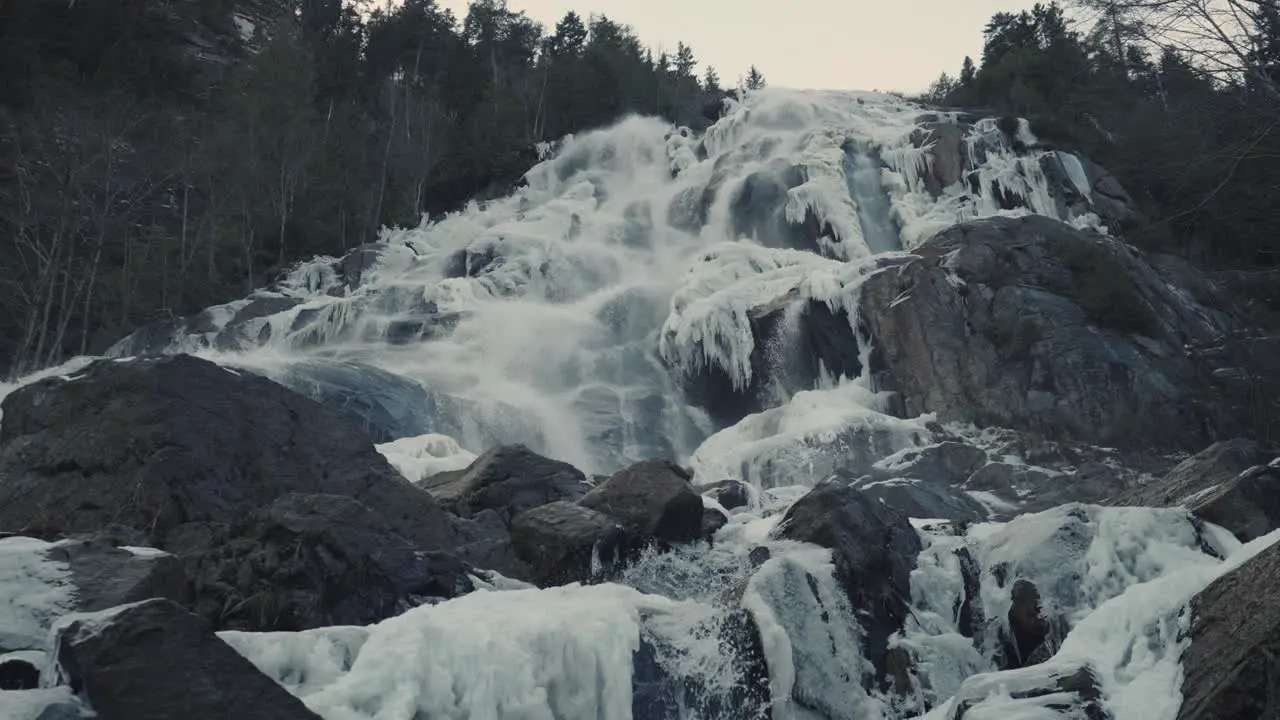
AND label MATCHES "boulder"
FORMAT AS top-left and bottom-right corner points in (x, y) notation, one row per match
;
(422, 445), (590, 522)
(0, 653), (40, 690)
(700, 479), (753, 512)
(1178, 539), (1280, 720)
(54, 598), (321, 720)
(859, 215), (1228, 450)
(771, 480), (922, 683)
(579, 460), (704, 545)
(0, 354), (452, 553)
(509, 501), (626, 587)
(186, 493), (474, 632)
(1117, 439), (1280, 541)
